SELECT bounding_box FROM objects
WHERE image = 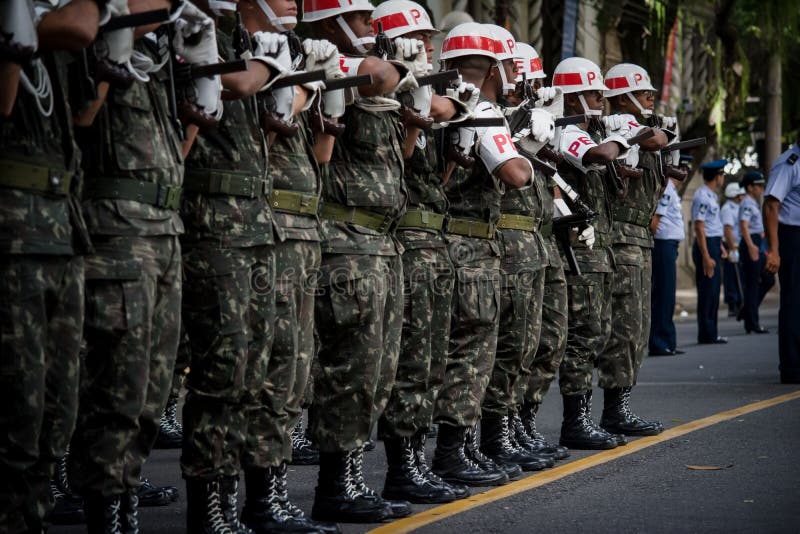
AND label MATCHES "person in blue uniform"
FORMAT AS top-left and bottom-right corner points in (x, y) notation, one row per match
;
(764, 131), (800, 383)
(691, 160), (729, 344)
(721, 183), (745, 317)
(738, 170), (775, 333)
(649, 173), (687, 356)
